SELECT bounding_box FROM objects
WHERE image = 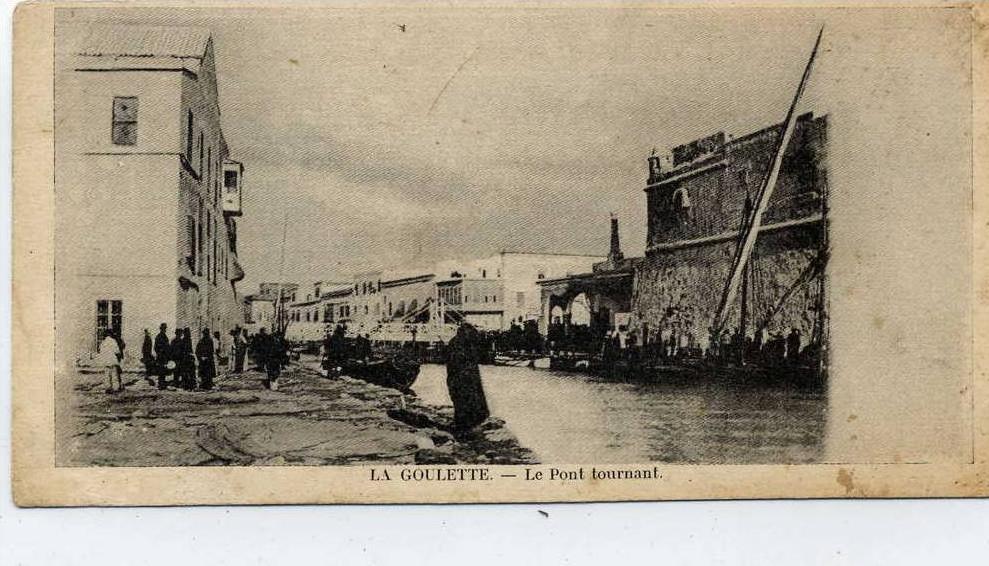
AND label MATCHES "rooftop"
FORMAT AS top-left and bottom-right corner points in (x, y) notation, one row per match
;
(76, 25), (211, 59)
